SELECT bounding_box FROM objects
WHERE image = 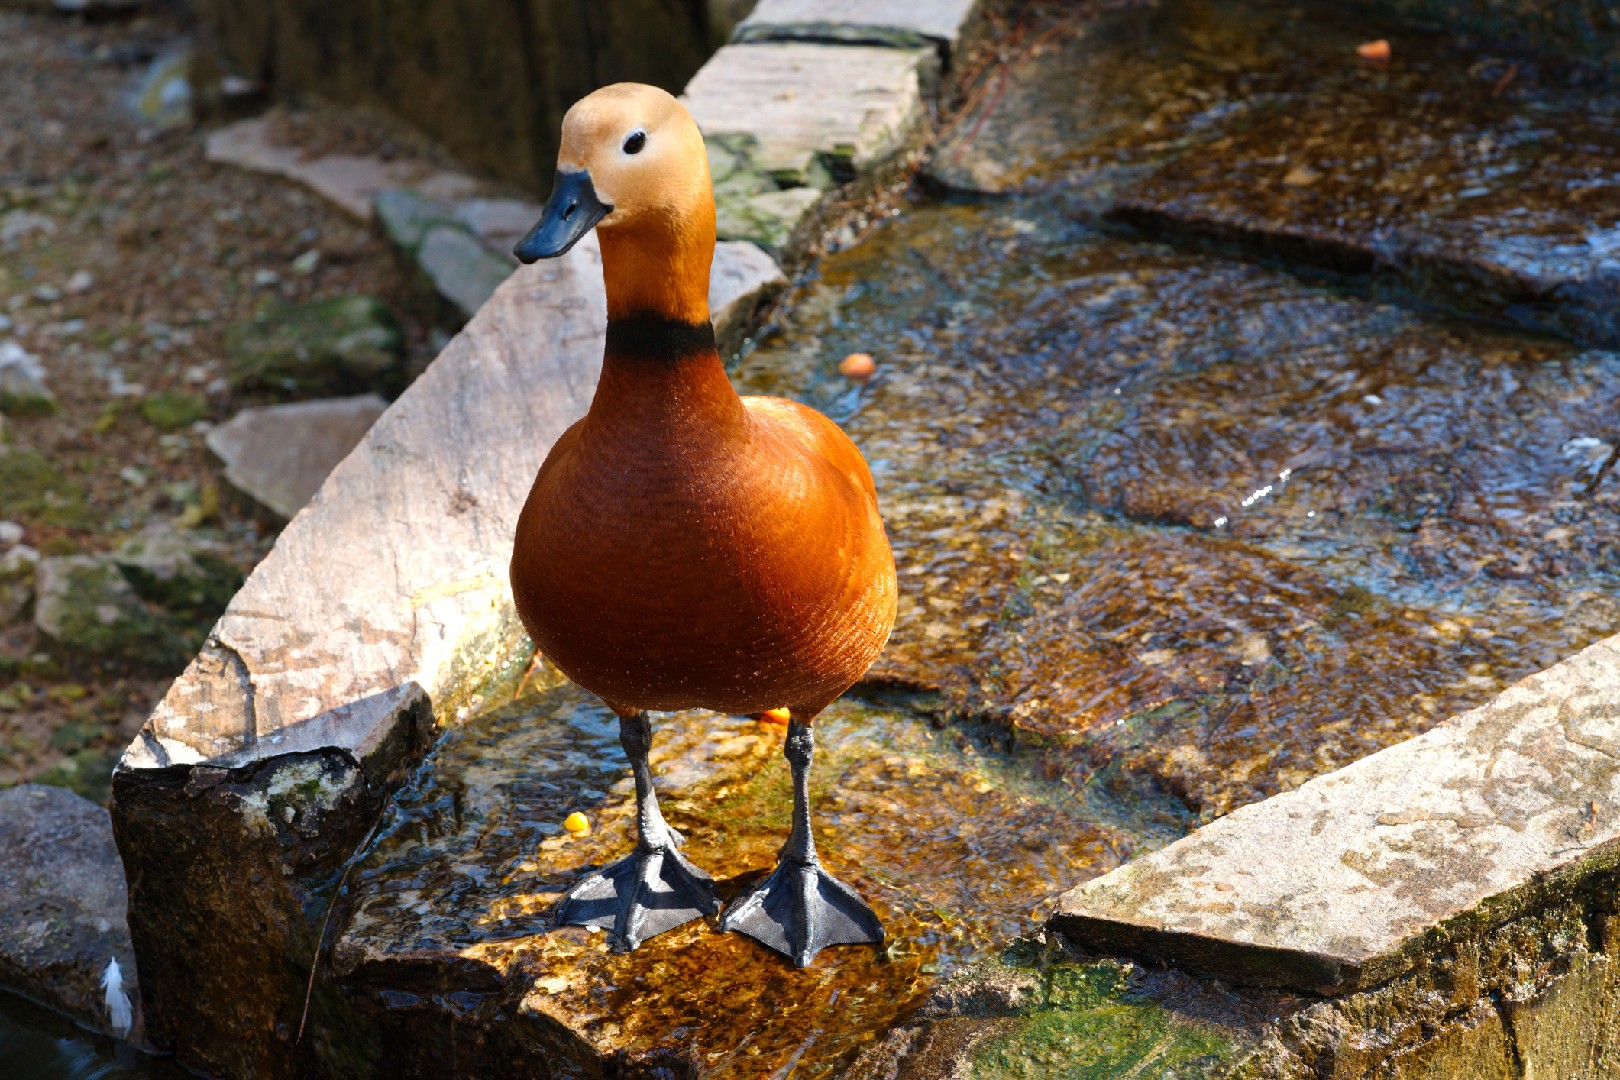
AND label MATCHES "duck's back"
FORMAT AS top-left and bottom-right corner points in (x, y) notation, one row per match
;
(511, 393), (896, 715)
